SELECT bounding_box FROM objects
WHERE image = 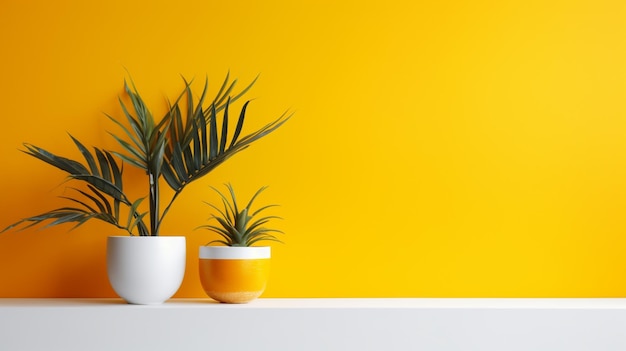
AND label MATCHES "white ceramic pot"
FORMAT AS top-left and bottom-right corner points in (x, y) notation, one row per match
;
(107, 236), (186, 305)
